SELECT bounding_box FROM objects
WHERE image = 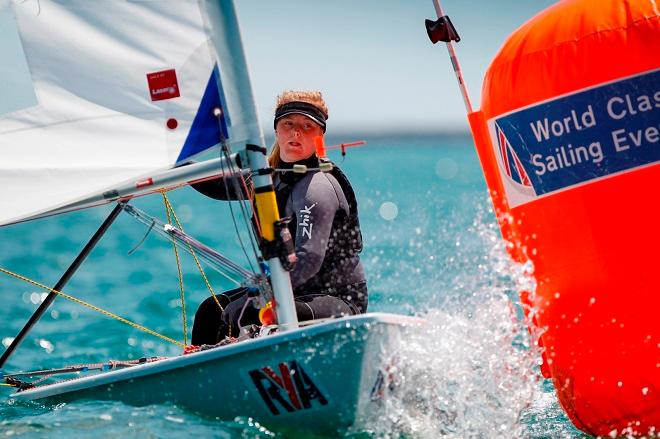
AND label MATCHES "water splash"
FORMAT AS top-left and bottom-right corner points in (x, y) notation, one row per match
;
(360, 205), (544, 438)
